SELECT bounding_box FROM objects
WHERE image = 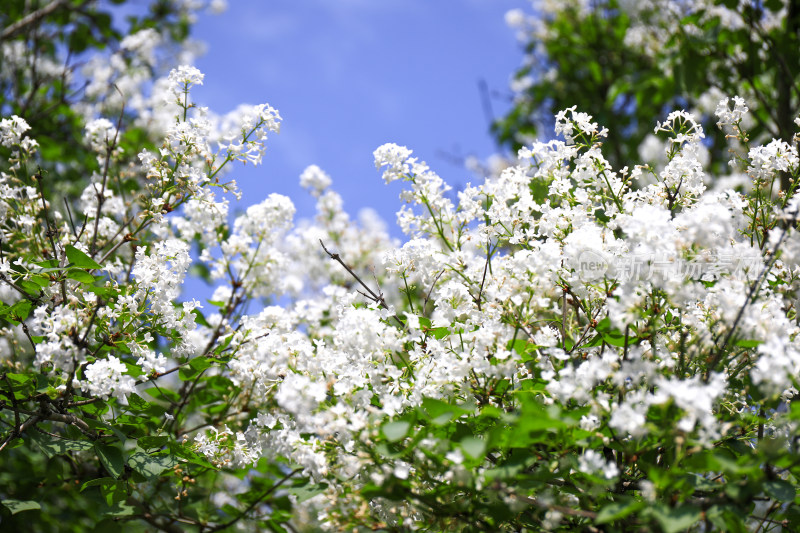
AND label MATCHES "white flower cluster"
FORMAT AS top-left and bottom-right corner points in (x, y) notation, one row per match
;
(0, 115), (32, 148)
(0, 115), (38, 171)
(555, 105), (609, 145)
(215, 103), (282, 166)
(166, 65), (205, 102)
(374, 143), (415, 184)
(81, 355), (137, 402)
(173, 96), (800, 525)
(715, 95), (748, 128)
(748, 140), (799, 183)
(5, 59), (800, 528)
(84, 118), (119, 160)
(299, 164), (332, 196)
(578, 449), (620, 480)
